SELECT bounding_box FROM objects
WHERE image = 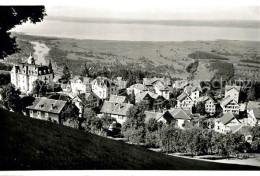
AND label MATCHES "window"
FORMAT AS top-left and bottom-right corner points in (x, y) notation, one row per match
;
(45, 112), (48, 118)
(30, 110), (34, 117)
